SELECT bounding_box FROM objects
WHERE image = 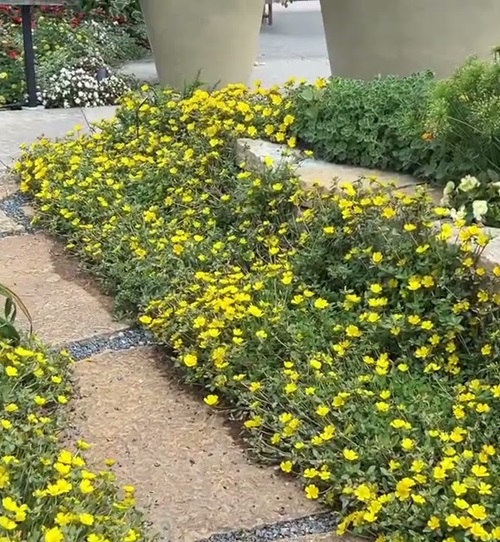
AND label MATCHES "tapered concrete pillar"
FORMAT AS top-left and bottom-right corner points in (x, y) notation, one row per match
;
(140, 0), (264, 90)
(320, 0), (500, 79)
